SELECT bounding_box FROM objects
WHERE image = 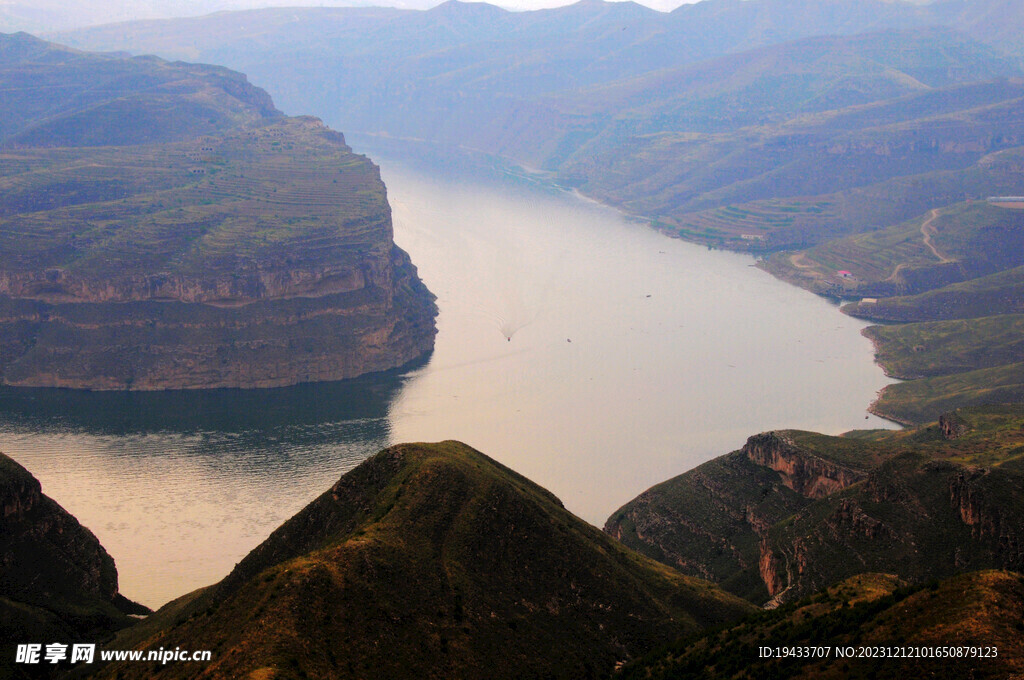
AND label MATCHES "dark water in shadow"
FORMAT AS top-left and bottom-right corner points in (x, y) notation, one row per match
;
(0, 359), (426, 607)
(0, 355), (426, 436)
